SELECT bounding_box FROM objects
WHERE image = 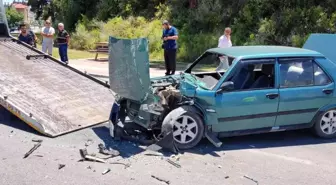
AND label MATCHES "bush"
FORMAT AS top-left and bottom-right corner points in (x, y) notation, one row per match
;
(69, 15), (222, 62)
(70, 16), (164, 59)
(69, 24), (100, 50)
